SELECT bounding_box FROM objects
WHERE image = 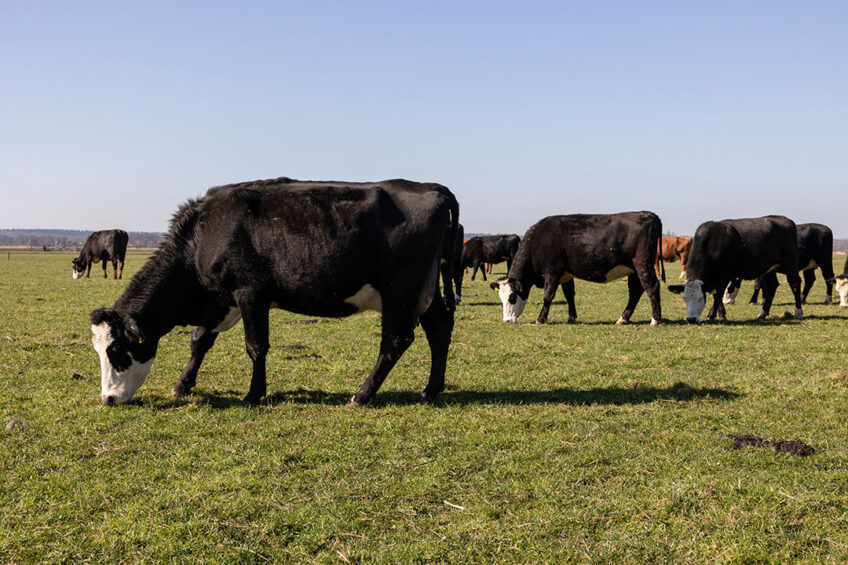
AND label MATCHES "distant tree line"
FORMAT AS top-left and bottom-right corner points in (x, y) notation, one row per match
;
(0, 229), (164, 249)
